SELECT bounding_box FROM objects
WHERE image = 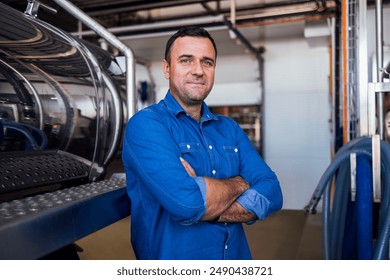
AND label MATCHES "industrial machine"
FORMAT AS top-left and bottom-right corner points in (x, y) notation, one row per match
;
(0, 1), (130, 259)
